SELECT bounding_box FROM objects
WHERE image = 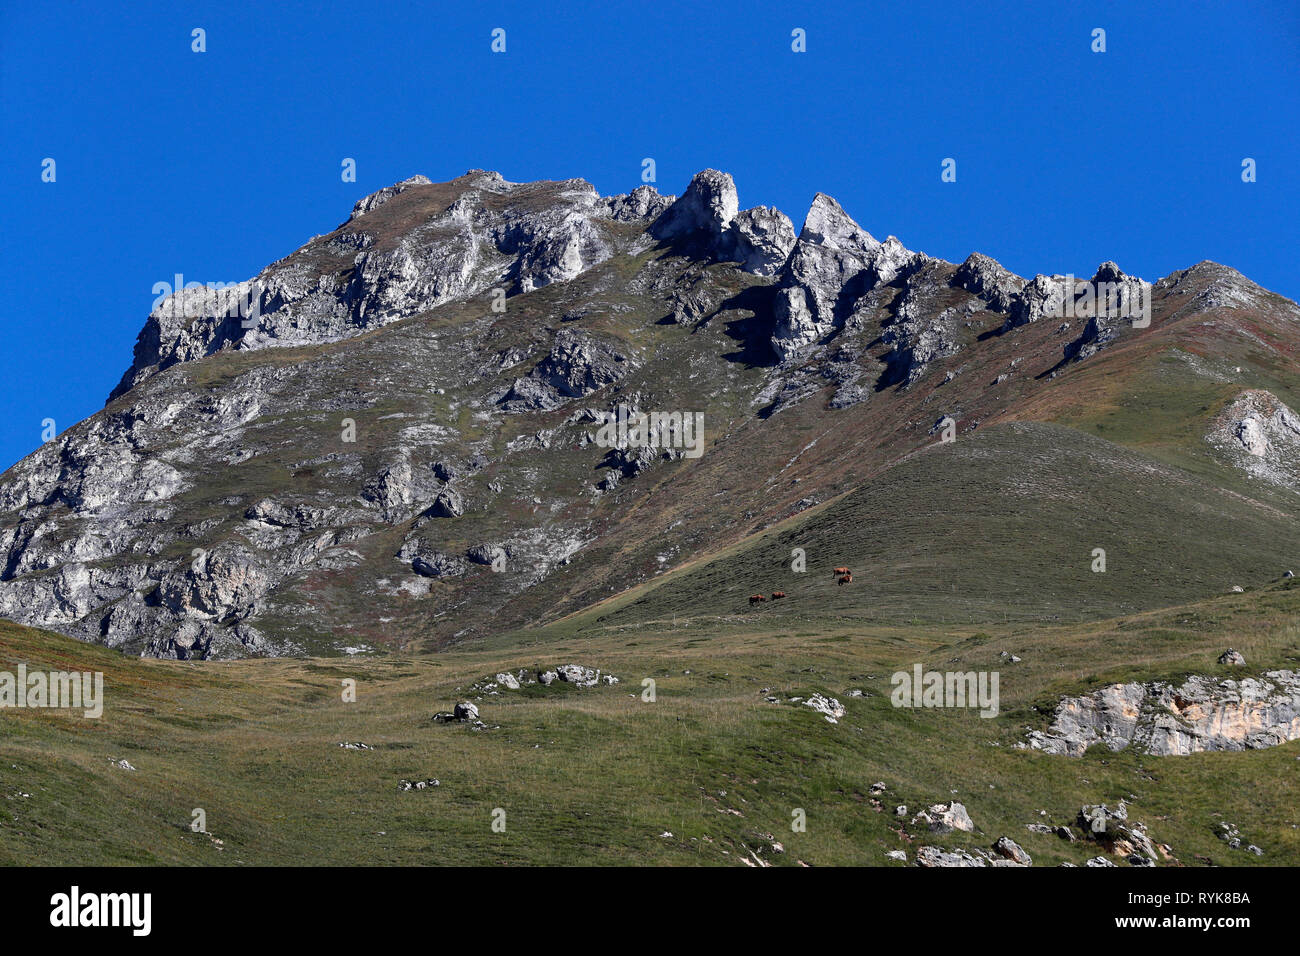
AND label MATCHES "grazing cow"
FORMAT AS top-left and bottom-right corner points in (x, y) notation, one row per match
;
(771, 591), (786, 600)
(749, 594), (767, 605)
(833, 566), (851, 575)
(837, 573), (852, 585)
